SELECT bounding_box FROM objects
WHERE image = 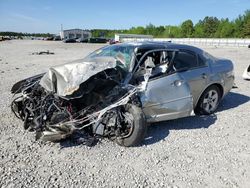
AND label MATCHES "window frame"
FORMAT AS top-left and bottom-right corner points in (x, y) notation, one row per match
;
(132, 48), (178, 81)
(173, 49), (208, 71)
